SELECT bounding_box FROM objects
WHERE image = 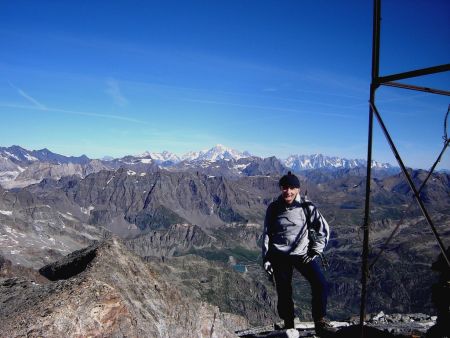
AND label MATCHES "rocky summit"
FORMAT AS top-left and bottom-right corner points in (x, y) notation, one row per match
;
(0, 237), (248, 338)
(237, 312), (437, 338)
